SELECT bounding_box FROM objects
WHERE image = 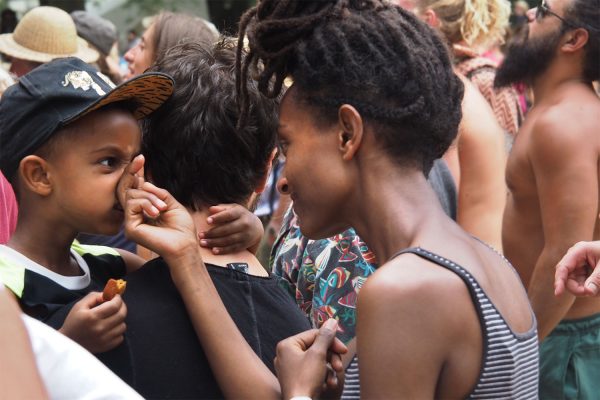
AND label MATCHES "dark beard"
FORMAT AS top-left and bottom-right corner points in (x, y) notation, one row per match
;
(495, 26), (563, 88)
